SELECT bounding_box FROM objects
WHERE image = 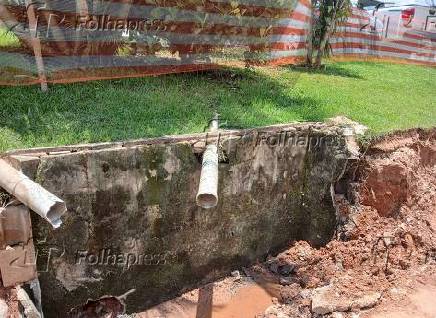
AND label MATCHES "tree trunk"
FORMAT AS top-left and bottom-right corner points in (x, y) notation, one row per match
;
(314, 29), (328, 66)
(306, 3), (315, 66)
(314, 9), (337, 67)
